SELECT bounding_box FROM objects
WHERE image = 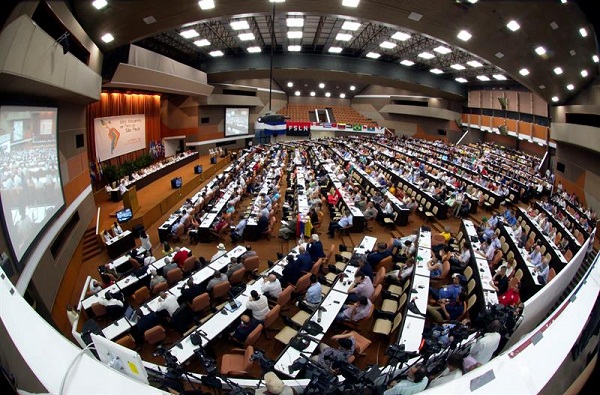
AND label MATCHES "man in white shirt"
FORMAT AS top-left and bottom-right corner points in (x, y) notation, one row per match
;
(428, 353), (464, 388)
(328, 210), (353, 238)
(211, 243), (227, 262)
(246, 290), (270, 321)
(155, 291), (180, 317)
(528, 245), (542, 266)
(261, 273), (282, 300)
(469, 320), (502, 365)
